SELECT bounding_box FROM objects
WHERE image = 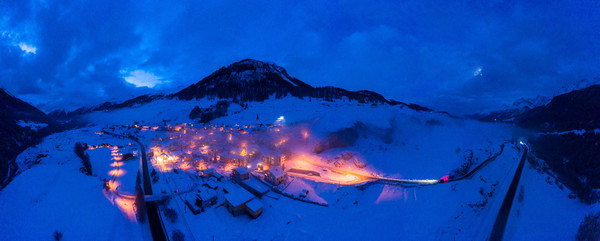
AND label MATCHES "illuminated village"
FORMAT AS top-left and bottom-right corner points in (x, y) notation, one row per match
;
(97, 116), (387, 225)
